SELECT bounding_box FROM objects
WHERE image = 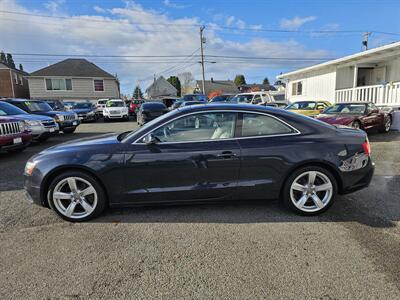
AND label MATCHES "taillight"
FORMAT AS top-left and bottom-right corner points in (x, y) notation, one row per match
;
(362, 138), (371, 156)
